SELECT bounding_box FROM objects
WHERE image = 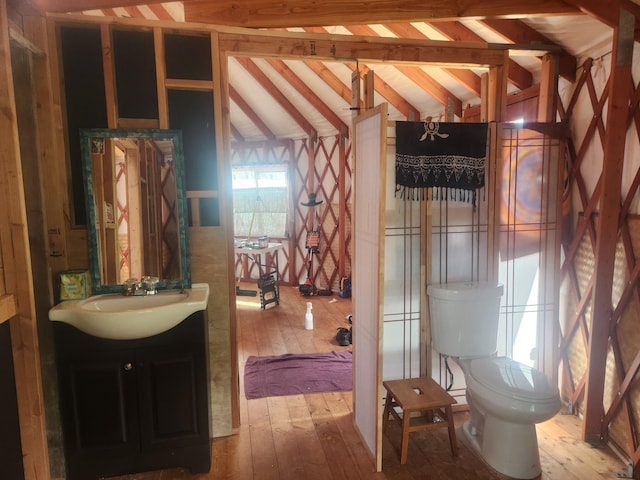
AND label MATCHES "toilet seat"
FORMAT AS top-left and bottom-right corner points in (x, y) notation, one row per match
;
(469, 356), (559, 403)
